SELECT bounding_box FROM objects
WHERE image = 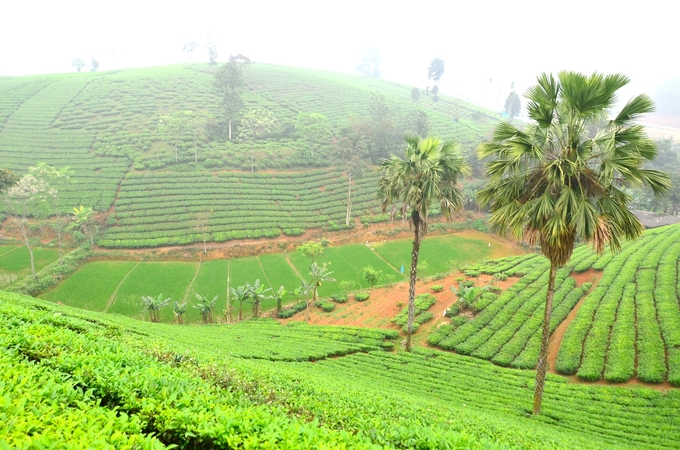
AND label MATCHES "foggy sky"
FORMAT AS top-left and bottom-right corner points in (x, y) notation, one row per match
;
(3, 0), (677, 111)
